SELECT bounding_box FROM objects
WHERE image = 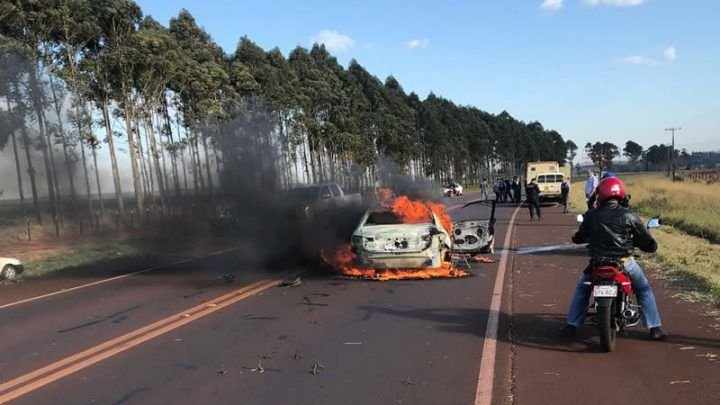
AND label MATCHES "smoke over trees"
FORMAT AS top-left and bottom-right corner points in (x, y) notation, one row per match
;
(0, 0), (568, 226)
